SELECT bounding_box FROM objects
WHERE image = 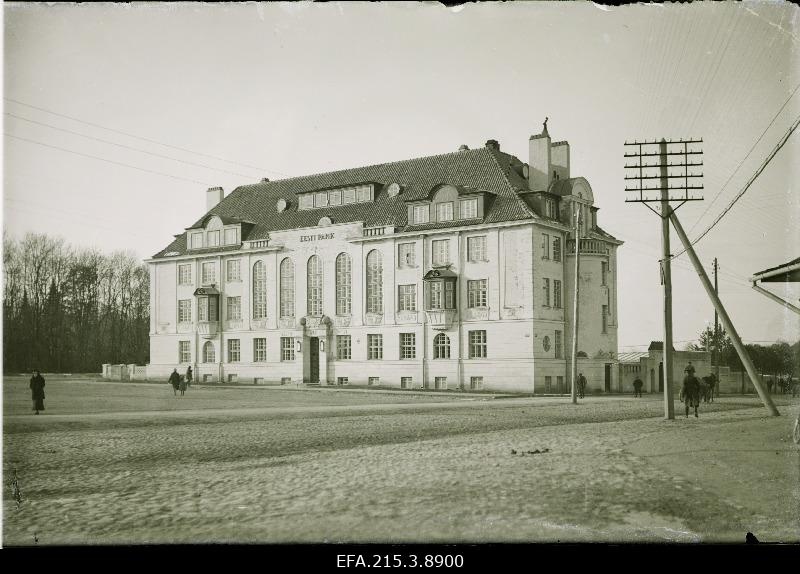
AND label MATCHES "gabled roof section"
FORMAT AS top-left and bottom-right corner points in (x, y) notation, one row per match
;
(153, 146), (537, 258)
